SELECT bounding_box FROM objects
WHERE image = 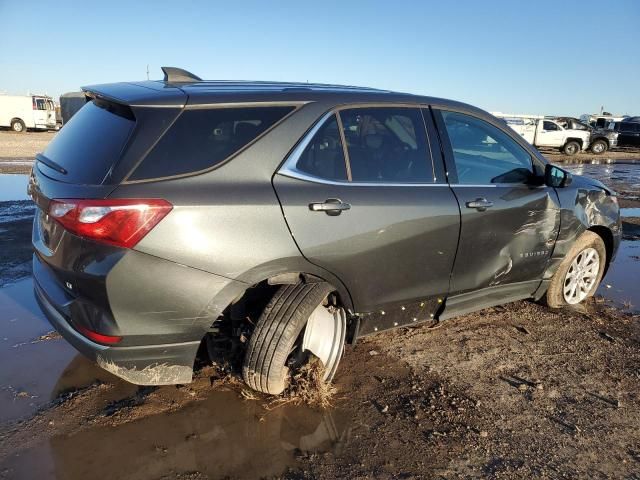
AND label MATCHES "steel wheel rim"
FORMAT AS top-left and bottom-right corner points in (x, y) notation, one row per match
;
(299, 302), (346, 381)
(13, 122), (23, 132)
(563, 247), (600, 304)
